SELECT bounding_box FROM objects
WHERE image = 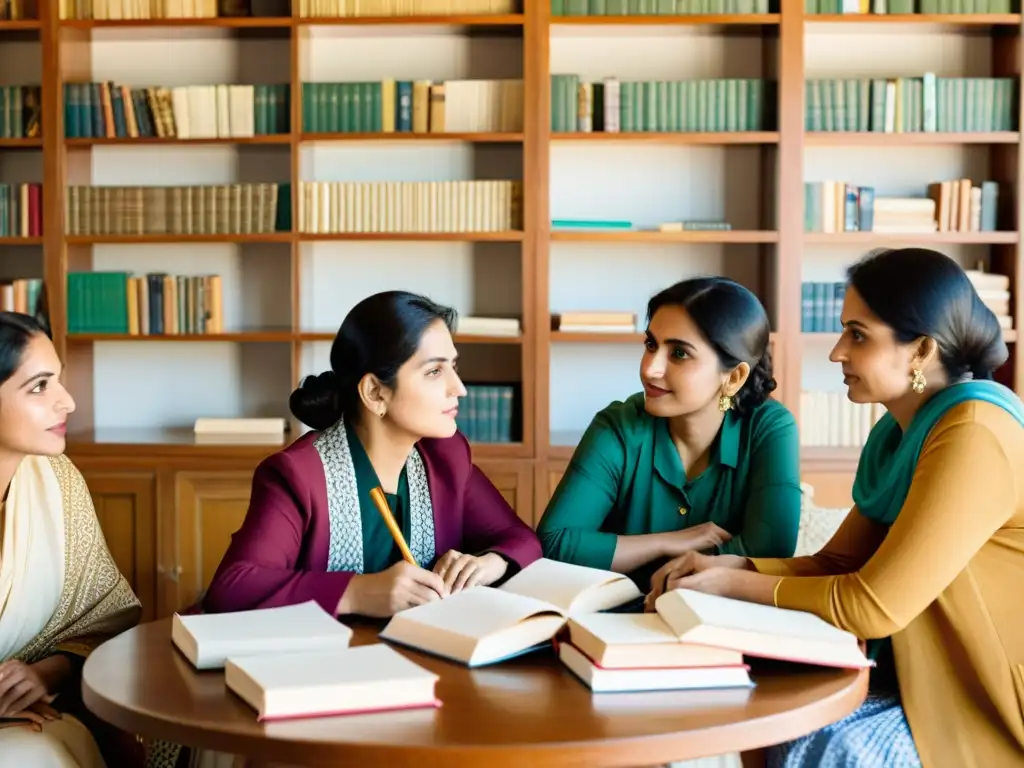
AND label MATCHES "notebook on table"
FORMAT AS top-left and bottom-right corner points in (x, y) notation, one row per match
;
(225, 644), (441, 721)
(171, 600), (354, 670)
